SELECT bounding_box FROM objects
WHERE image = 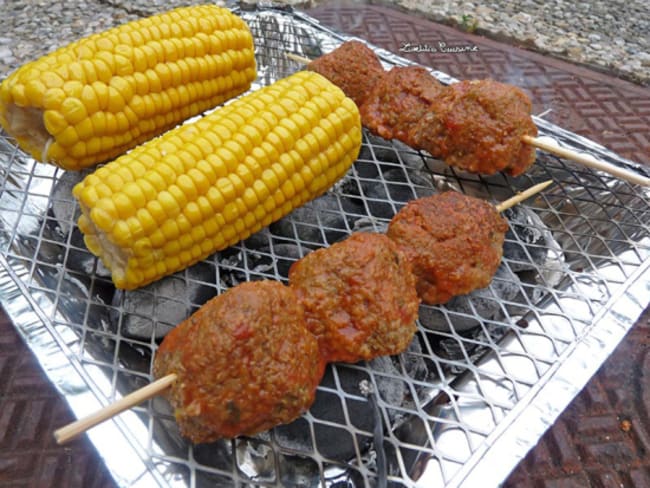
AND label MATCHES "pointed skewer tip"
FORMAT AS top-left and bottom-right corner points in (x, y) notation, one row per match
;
(495, 180), (553, 213)
(285, 52), (312, 65)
